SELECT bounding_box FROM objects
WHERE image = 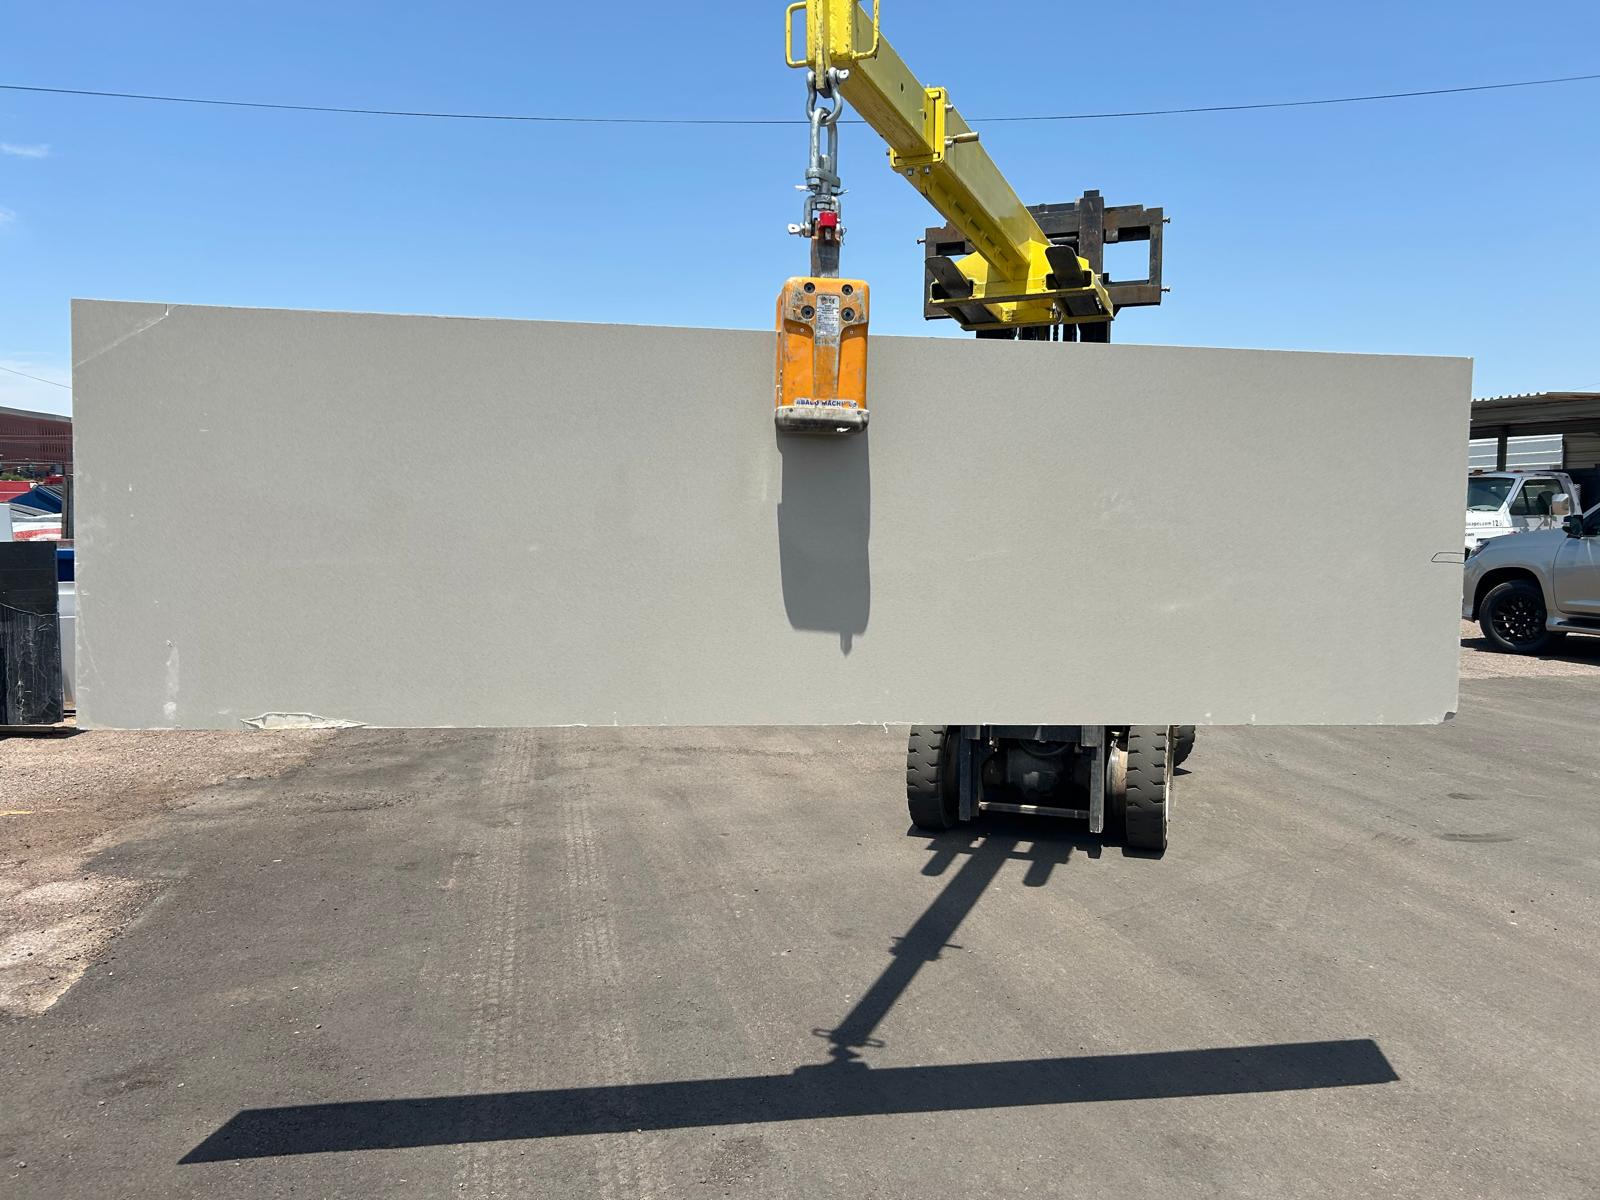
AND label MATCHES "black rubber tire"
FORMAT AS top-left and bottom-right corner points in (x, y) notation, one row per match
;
(906, 725), (960, 831)
(1172, 725), (1197, 768)
(1479, 580), (1559, 654)
(1123, 726), (1172, 852)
